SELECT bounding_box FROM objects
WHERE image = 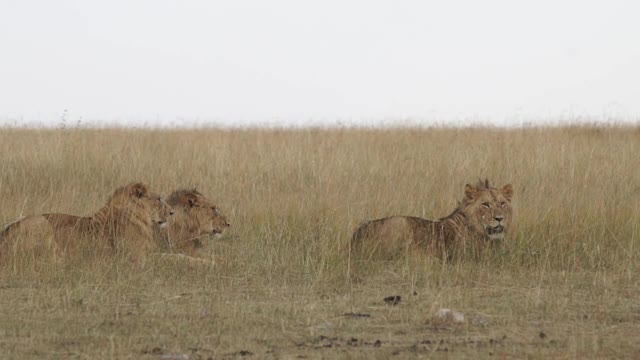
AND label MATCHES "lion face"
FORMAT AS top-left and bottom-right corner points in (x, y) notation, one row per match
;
(125, 183), (174, 228)
(190, 201), (230, 239)
(461, 182), (513, 241)
(167, 189), (230, 239)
